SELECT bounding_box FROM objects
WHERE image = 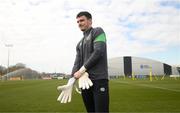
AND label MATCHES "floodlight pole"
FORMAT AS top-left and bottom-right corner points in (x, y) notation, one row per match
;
(5, 44), (13, 79)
